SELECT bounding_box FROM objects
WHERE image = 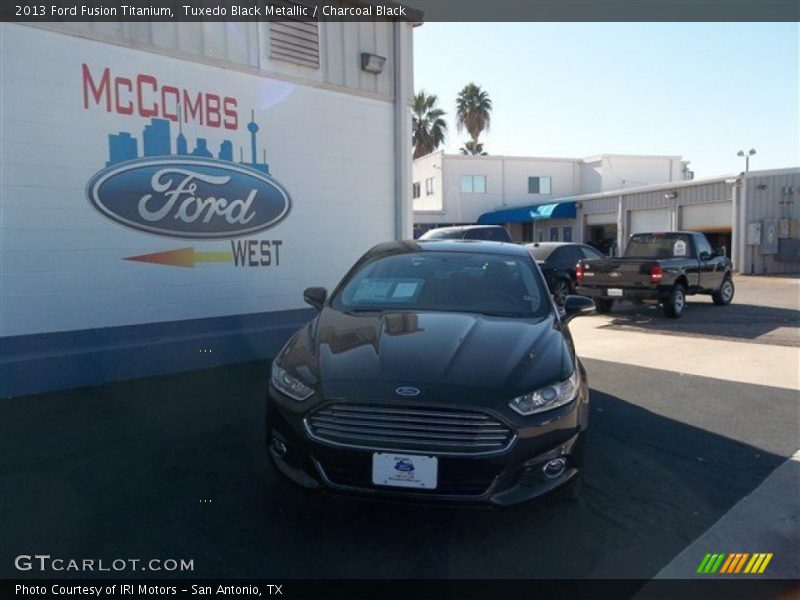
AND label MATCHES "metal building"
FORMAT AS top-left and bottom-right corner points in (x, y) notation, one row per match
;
(476, 168), (800, 274)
